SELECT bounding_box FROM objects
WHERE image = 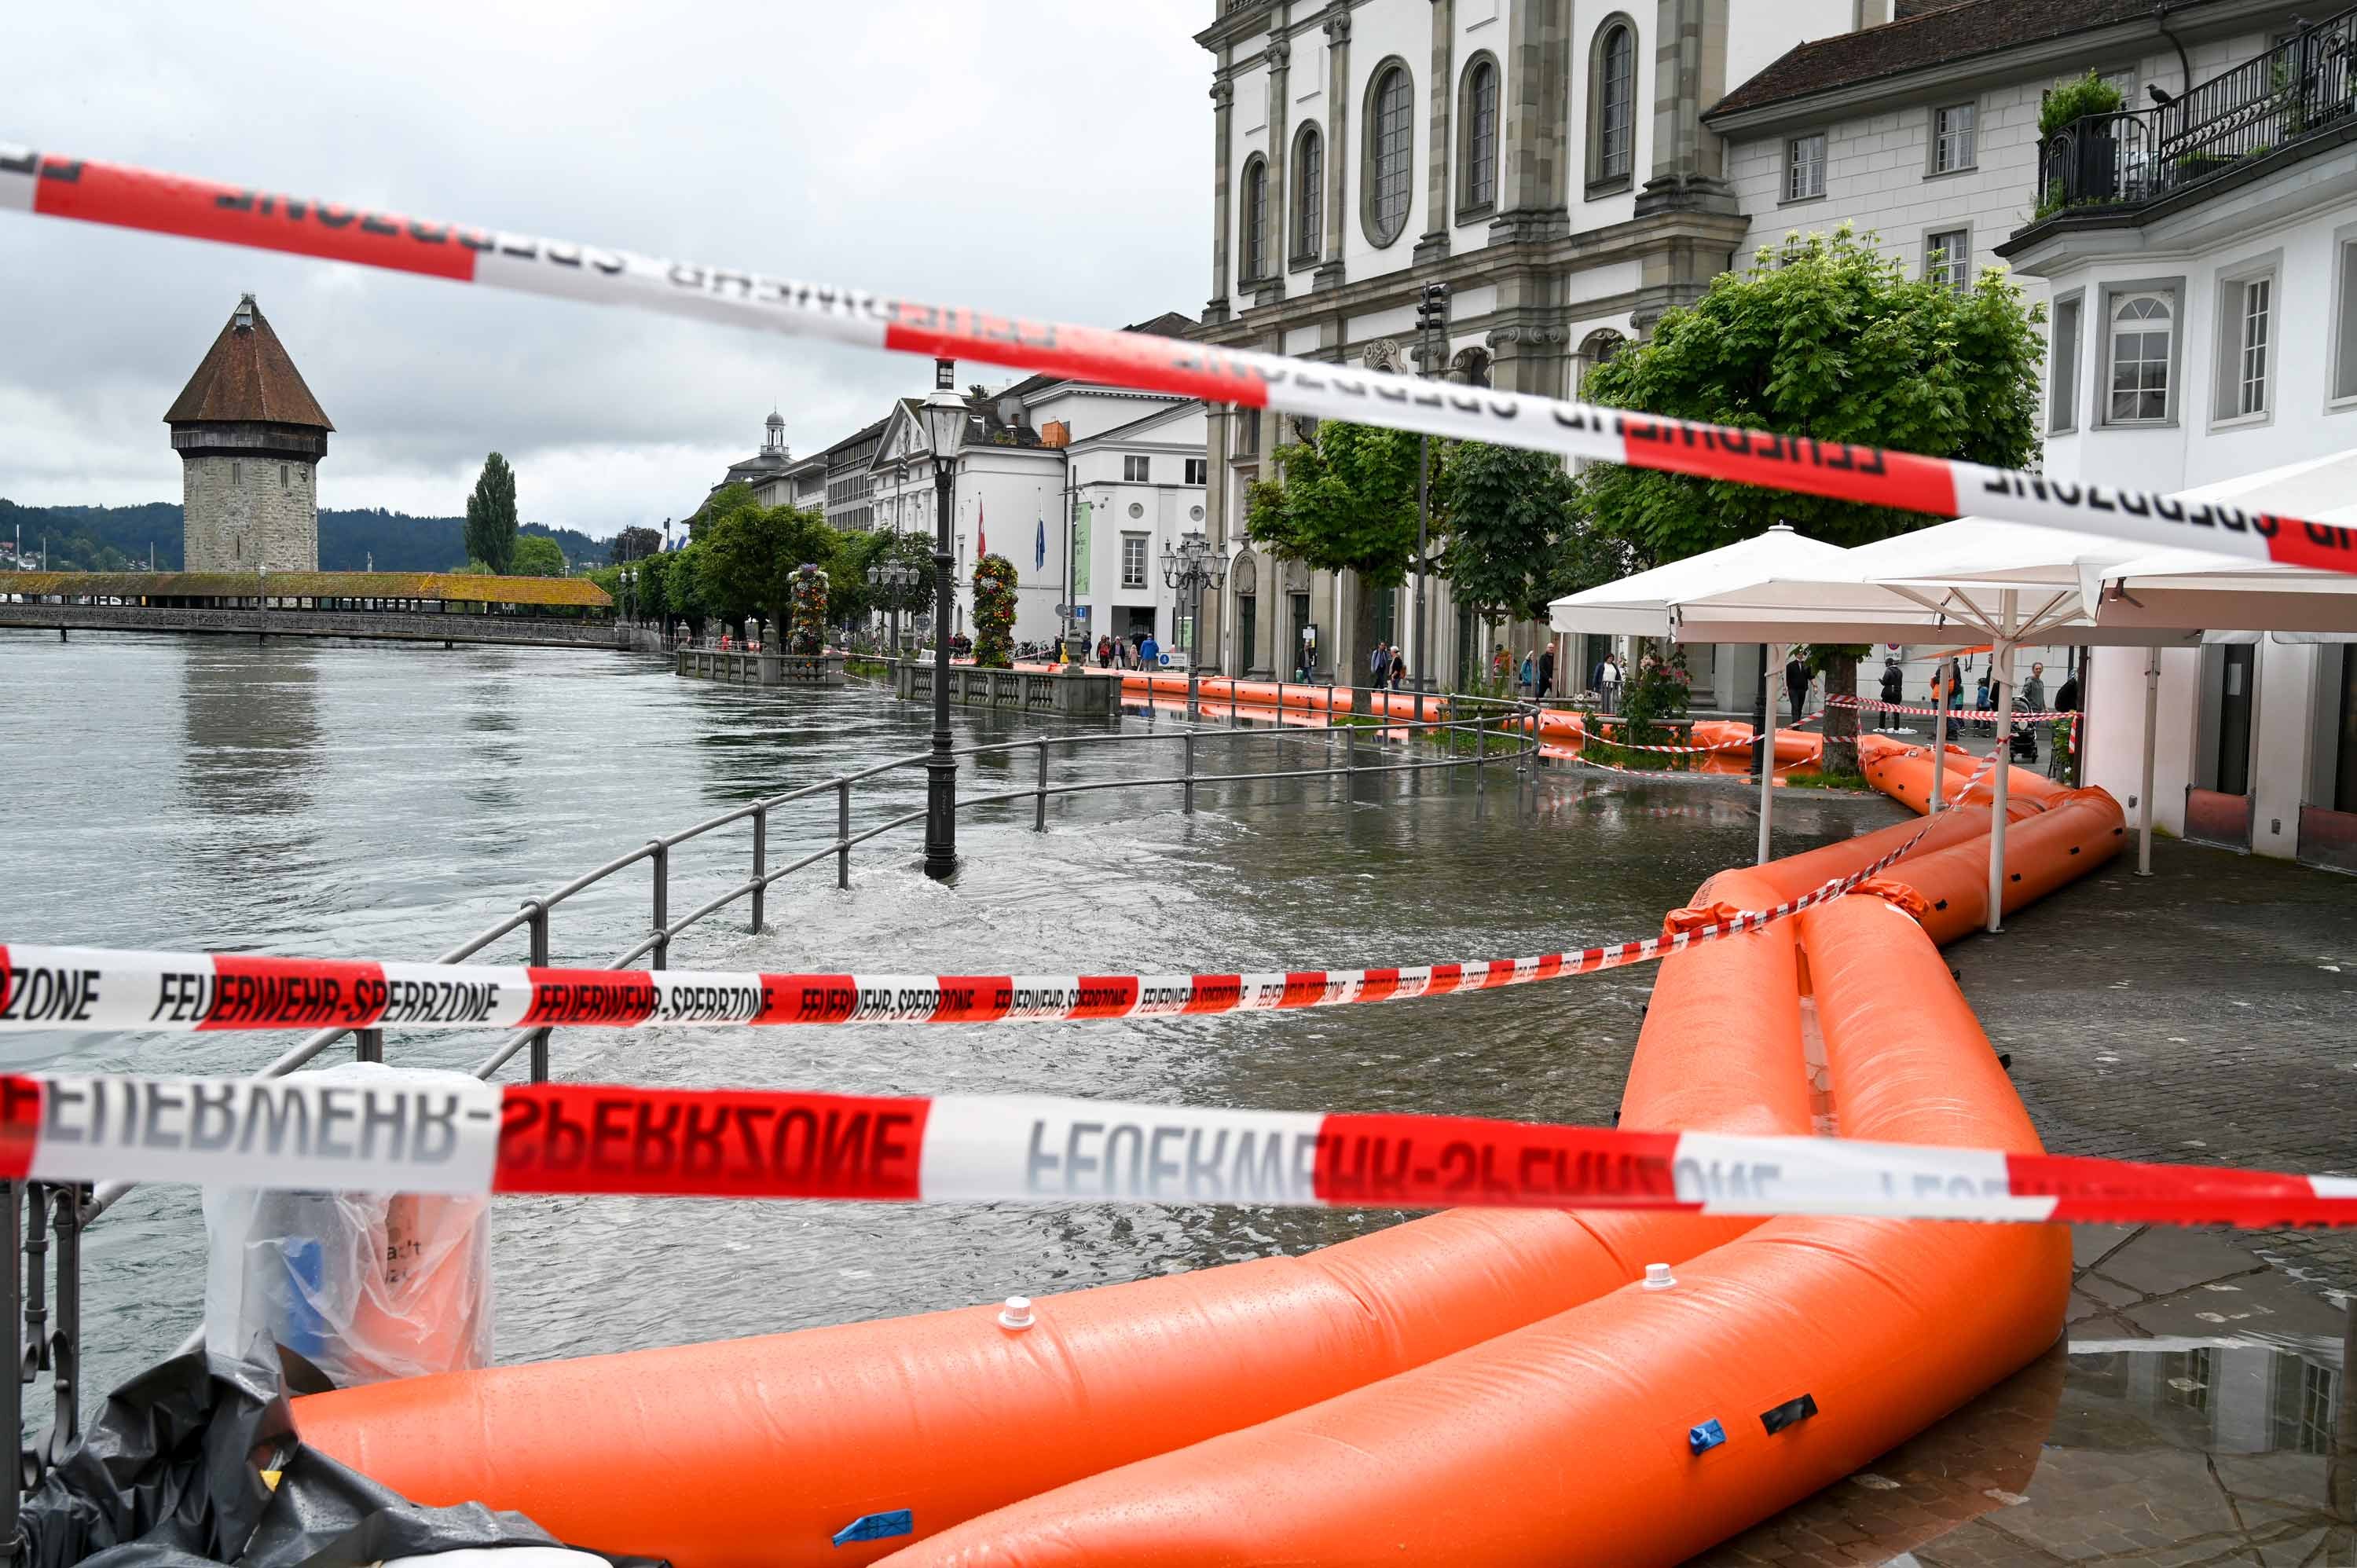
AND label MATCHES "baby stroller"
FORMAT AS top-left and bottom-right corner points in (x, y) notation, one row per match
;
(2006, 723), (2040, 764)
